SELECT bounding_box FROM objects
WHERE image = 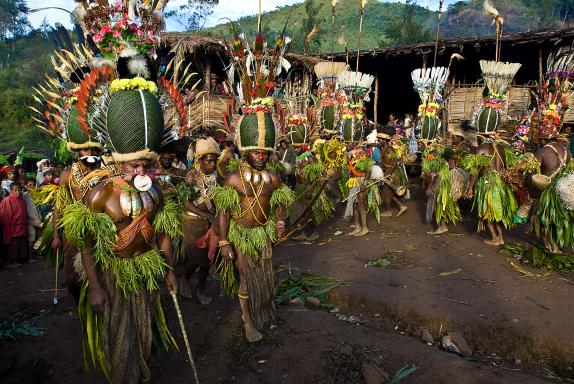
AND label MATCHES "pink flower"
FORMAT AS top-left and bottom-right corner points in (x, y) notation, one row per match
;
(100, 25), (111, 34)
(113, 29), (122, 38)
(92, 32), (104, 43)
(113, 1), (122, 11)
(136, 29), (144, 37)
(118, 19), (128, 29)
